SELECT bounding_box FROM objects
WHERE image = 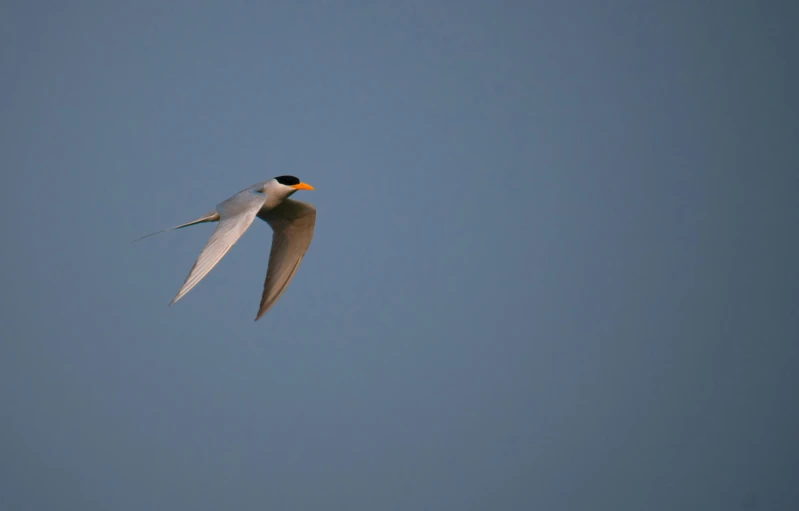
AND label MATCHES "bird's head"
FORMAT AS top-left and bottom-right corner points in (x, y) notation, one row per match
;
(264, 175), (314, 201)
